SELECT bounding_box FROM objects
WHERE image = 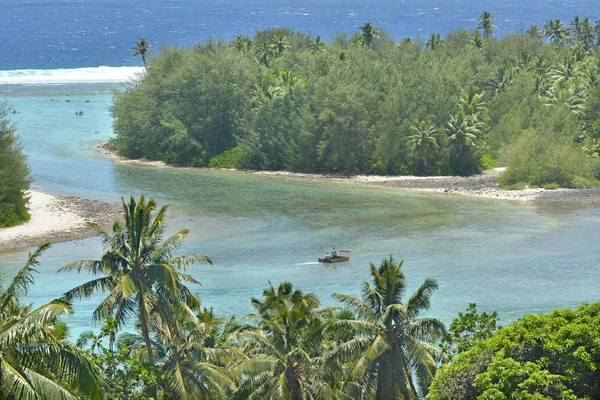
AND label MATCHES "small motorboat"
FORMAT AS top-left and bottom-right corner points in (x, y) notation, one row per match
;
(318, 250), (350, 263)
